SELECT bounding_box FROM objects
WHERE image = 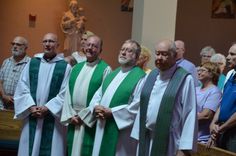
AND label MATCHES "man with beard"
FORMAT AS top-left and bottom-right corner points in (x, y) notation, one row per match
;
(61, 35), (111, 156)
(82, 39), (146, 156)
(208, 43), (236, 153)
(131, 39), (197, 156)
(0, 36), (30, 110)
(14, 33), (71, 156)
